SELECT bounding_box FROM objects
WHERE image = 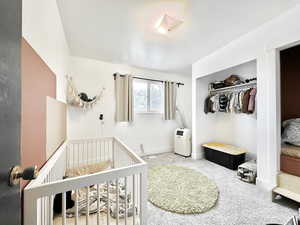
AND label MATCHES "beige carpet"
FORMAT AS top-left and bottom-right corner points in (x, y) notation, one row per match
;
(148, 165), (219, 214)
(145, 153), (299, 225)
